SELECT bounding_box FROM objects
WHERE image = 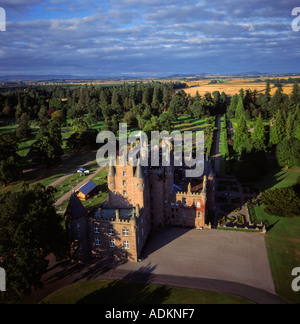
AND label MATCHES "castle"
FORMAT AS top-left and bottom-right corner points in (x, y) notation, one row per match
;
(65, 151), (216, 263)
